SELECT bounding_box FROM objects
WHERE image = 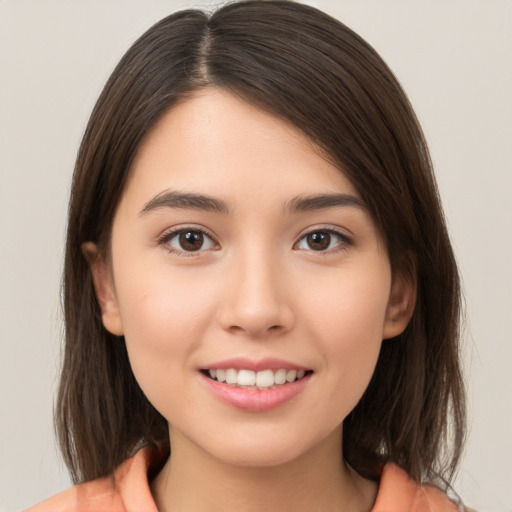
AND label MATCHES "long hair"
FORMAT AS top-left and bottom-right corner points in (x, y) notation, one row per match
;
(57, 0), (465, 485)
